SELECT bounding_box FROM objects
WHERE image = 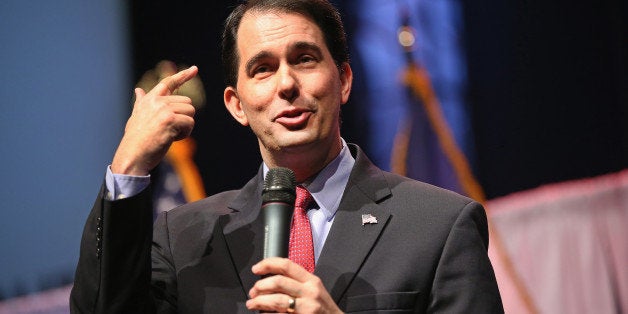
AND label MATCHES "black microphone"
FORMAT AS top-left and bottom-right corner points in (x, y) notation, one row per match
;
(261, 167), (296, 259)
